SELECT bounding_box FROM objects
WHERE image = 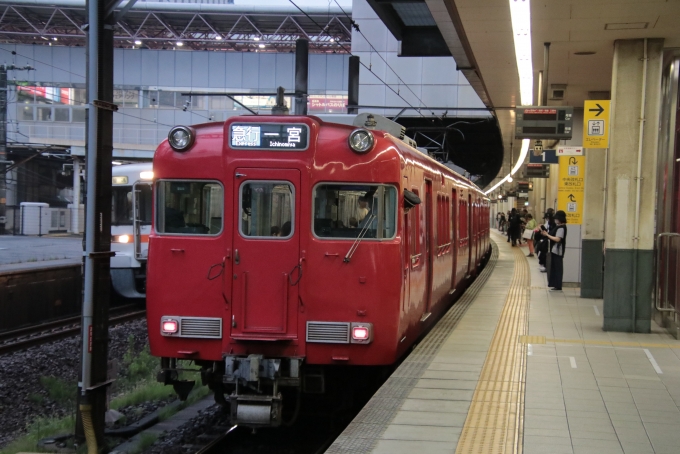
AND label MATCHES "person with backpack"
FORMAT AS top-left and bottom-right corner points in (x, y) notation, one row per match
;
(540, 210), (567, 291)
